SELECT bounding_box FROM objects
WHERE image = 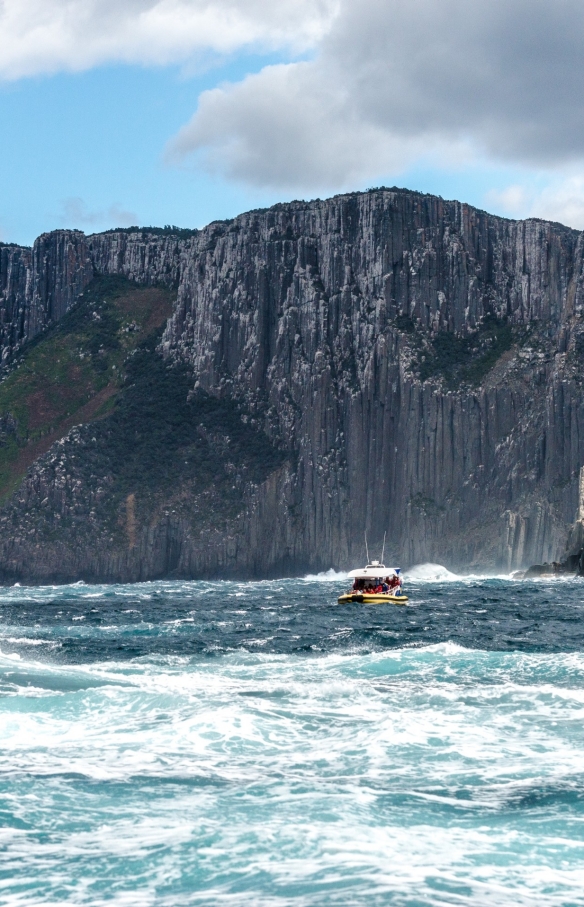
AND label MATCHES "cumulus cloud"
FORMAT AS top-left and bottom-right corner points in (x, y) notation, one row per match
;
(0, 0), (337, 80)
(8, 0), (584, 228)
(167, 62), (444, 190)
(488, 177), (584, 231)
(534, 179), (584, 229)
(59, 197), (138, 229)
(168, 0), (584, 194)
